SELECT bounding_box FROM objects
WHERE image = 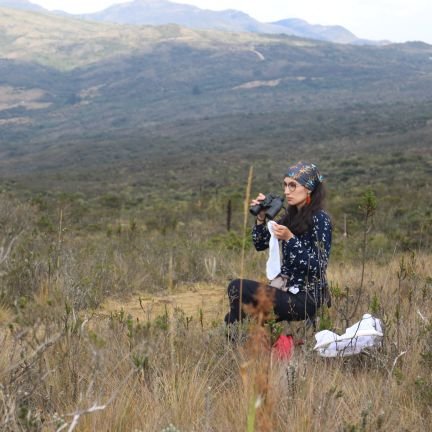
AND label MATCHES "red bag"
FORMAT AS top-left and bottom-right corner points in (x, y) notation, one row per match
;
(272, 334), (295, 361)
